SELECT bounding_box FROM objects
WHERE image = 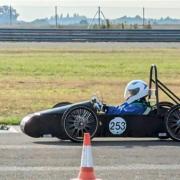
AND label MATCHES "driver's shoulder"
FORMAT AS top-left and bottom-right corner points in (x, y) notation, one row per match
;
(127, 101), (145, 107)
